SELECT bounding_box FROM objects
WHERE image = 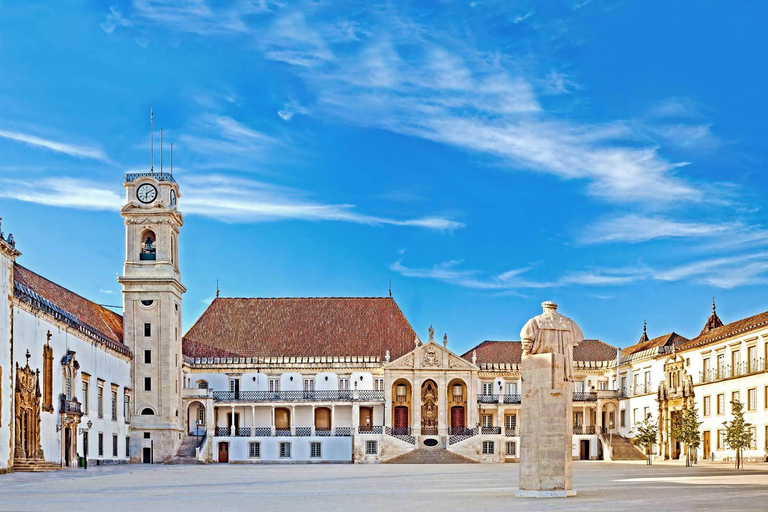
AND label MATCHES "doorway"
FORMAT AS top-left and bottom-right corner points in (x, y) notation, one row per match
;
(703, 431), (711, 459)
(226, 412), (241, 435)
(275, 408), (291, 430)
(315, 407), (331, 430)
(64, 428), (72, 466)
(83, 431), (89, 460)
(451, 406), (465, 431)
(394, 406), (408, 432)
(218, 442), (229, 463)
(142, 447), (152, 463)
(580, 440), (590, 460)
(359, 406), (373, 431)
